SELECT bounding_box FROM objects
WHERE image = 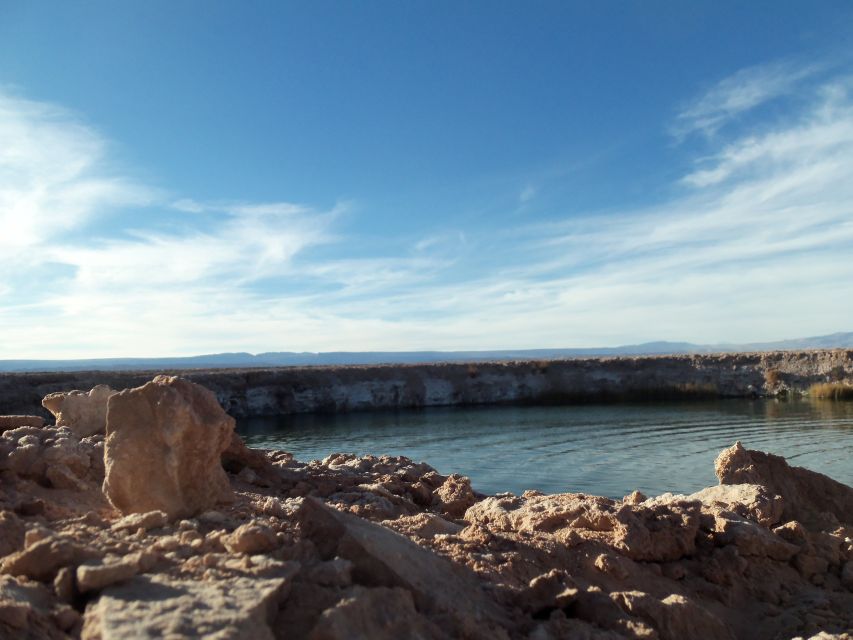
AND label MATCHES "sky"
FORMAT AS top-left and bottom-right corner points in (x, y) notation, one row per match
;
(1, 1), (853, 358)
